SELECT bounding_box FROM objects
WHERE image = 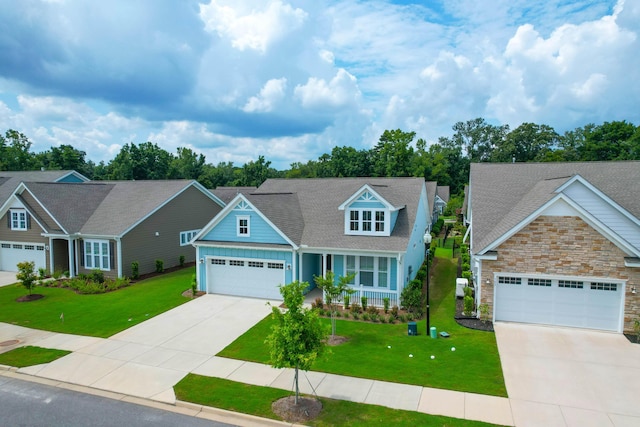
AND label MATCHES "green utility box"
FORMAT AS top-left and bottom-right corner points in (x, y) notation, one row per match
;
(430, 326), (437, 338)
(408, 322), (417, 336)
